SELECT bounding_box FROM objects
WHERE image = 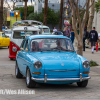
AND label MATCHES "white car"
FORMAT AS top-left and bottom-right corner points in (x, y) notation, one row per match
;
(4, 29), (12, 38)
